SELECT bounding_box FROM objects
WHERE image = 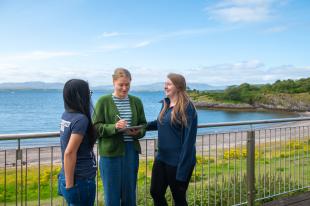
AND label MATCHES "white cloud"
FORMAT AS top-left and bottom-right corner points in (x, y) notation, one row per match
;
(133, 41), (151, 48)
(128, 66), (167, 84)
(0, 65), (43, 82)
(99, 32), (121, 38)
(90, 26), (240, 55)
(185, 60), (310, 86)
(98, 40), (152, 51)
(0, 64), (169, 86)
(232, 59), (264, 70)
(224, 0), (271, 5)
(95, 26), (233, 53)
(0, 51), (79, 61)
(0, 64), (113, 85)
(158, 27), (233, 39)
(99, 44), (126, 51)
(205, 0), (279, 23)
(1, 60), (309, 86)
